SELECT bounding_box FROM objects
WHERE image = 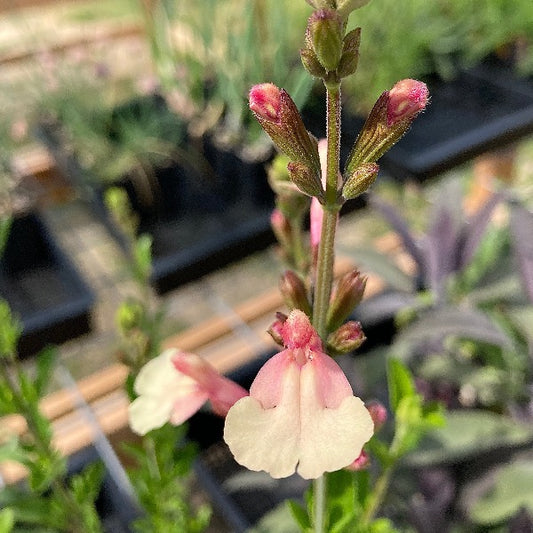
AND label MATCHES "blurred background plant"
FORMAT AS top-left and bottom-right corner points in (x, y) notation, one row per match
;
(106, 188), (211, 532)
(141, 0), (314, 159)
(343, 0), (533, 113)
